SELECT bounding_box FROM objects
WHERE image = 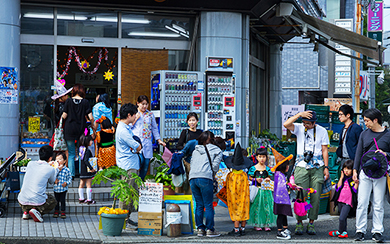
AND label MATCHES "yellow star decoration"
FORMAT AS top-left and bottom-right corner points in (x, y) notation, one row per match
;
(104, 70), (114, 81)
(81, 60), (90, 69)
